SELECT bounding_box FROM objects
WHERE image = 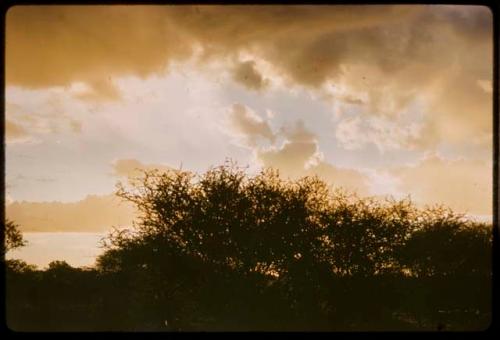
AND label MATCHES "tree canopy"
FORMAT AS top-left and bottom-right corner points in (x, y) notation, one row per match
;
(94, 163), (492, 331)
(5, 163), (493, 331)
